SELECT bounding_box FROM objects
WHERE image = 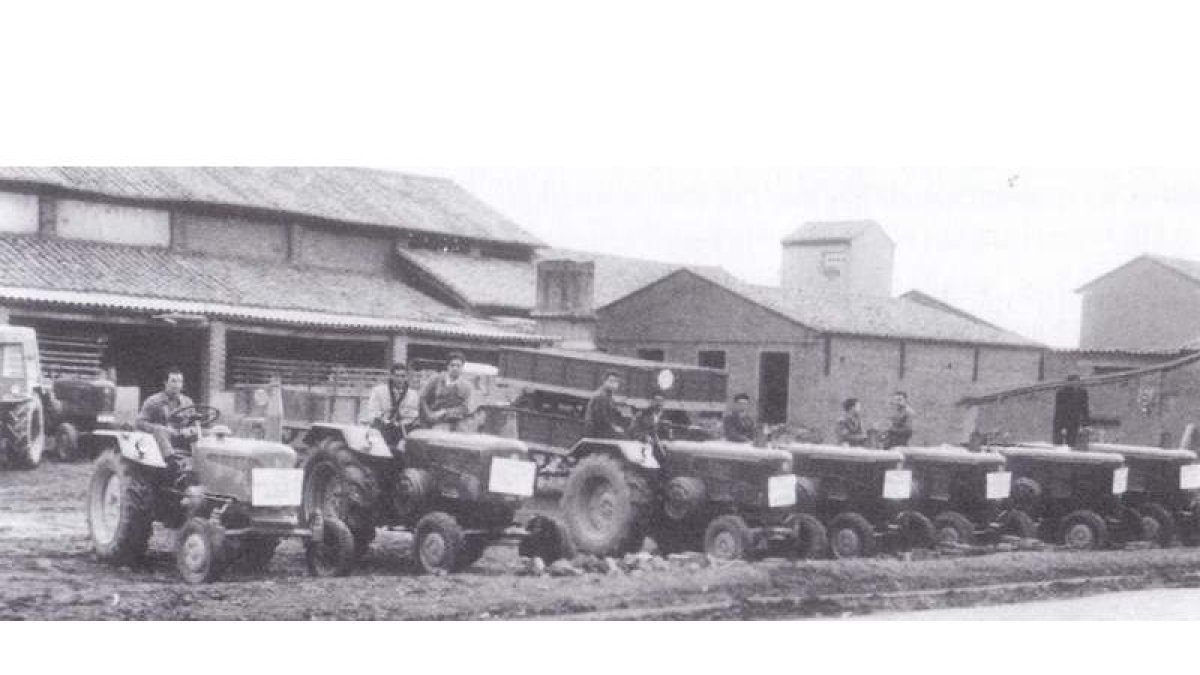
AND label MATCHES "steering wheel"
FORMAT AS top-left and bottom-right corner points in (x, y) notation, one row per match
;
(167, 405), (221, 428)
